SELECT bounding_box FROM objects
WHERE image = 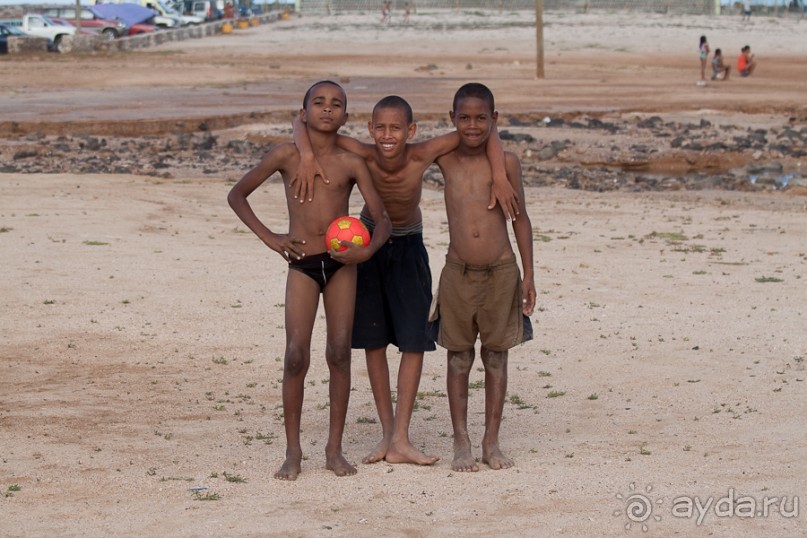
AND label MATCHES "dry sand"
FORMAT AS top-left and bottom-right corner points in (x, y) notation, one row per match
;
(1, 9), (806, 537)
